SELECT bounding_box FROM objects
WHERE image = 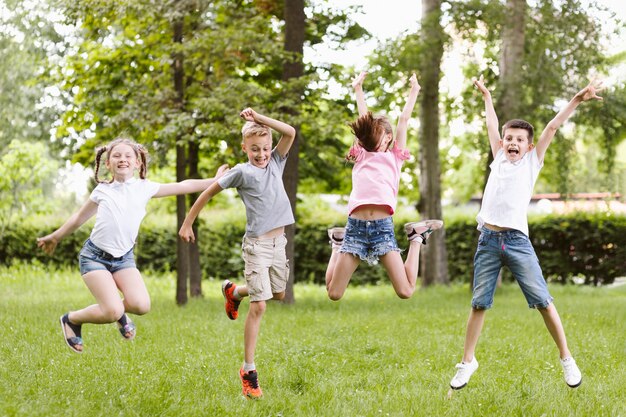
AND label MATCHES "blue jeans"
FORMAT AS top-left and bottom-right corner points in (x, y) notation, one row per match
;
(78, 239), (136, 275)
(472, 227), (553, 309)
(339, 216), (401, 265)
